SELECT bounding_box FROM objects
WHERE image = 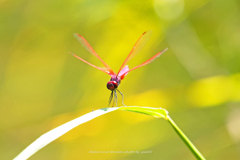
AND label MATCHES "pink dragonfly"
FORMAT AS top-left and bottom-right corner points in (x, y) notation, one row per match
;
(70, 31), (168, 106)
